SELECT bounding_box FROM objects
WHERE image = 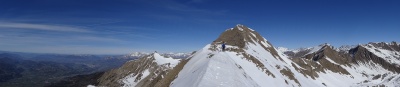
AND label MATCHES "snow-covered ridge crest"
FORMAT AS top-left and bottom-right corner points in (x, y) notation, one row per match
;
(364, 41), (400, 51)
(335, 45), (357, 52)
(152, 52), (180, 67)
(129, 52), (150, 57)
(225, 24), (255, 31)
(128, 52), (192, 59)
(279, 43), (334, 59)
